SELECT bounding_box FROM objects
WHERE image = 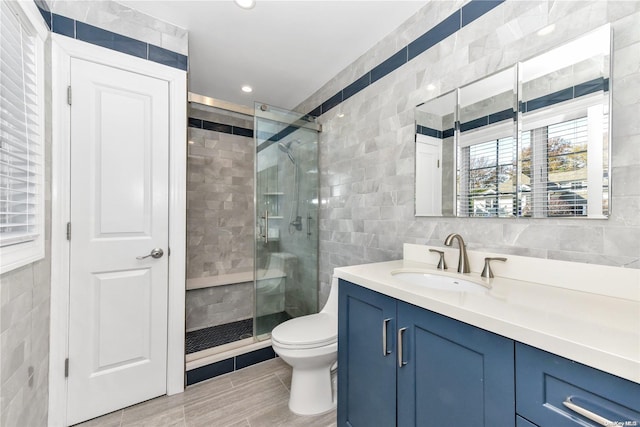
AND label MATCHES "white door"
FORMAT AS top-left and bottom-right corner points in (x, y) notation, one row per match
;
(66, 58), (170, 425)
(415, 135), (443, 216)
